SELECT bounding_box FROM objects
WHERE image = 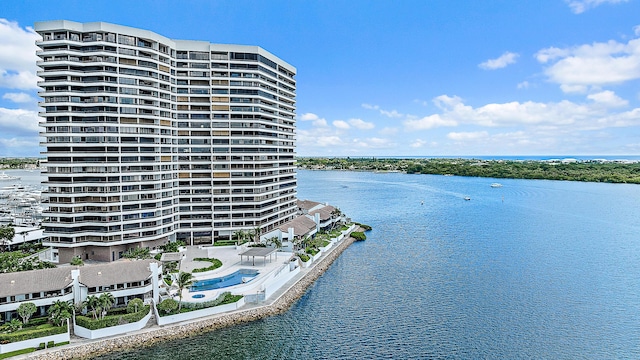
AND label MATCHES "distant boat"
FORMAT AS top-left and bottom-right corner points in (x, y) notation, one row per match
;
(0, 172), (20, 181)
(464, 197), (471, 201)
(490, 183), (503, 188)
